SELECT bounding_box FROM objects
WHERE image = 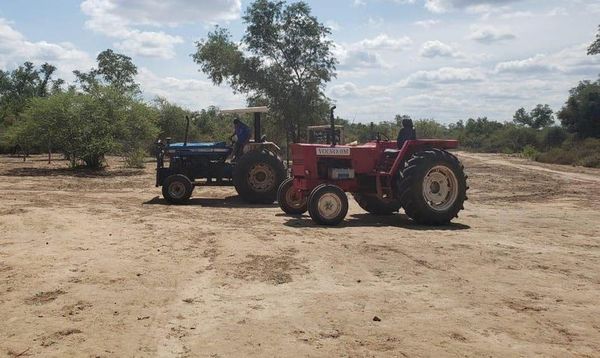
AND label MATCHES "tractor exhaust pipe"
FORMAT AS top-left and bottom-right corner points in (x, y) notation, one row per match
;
(330, 106), (337, 147)
(184, 115), (190, 147)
